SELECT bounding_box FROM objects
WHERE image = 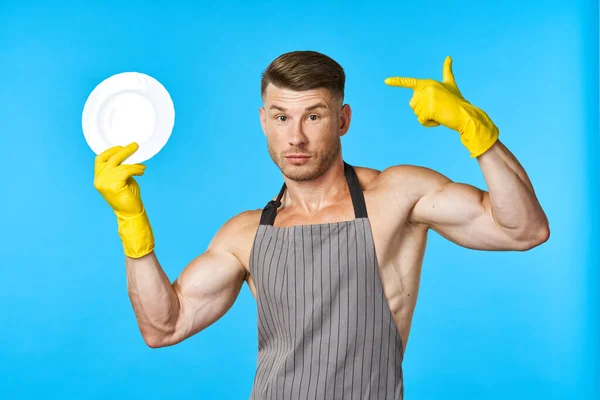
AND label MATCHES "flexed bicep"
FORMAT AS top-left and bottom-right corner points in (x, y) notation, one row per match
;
(160, 212), (255, 347)
(411, 180), (526, 251)
(169, 248), (247, 345)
